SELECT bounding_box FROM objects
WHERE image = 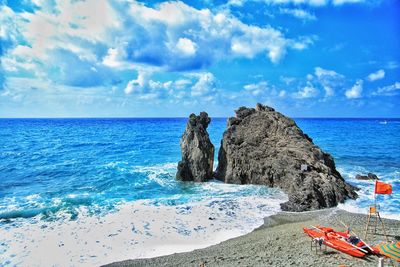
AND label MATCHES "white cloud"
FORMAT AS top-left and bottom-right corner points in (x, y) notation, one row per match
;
(176, 38), (197, 56)
(1, 0), (314, 90)
(373, 82), (400, 96)
(279, 8), (316, 21)
(123, 71), (219, 102)
(386, 61), (398, 70)
(322, 85), (334, 97)
(124, 72), (148, 95)
(0, 76), (130, 117)
(124, 71), (177, 100)
(244, 81), (269, 96)
(332, 0), (365, 5)
(227, 0), (246, 6)
(293, 82), (318, 98)
(281, 76), (296, 85)
(124, 1), (307, 65)
(241, 80), (289, 100)
(313, 67), (344, 97)
(135, 1), (194, 26)
(22, 0), (118, 59)
(0, 6), (19, 44)
(227, 0), (366, 6)
(314, 67), (338, 77)
(345, 80), (363, 99)
(230, 25), (290, 62)
(175, 79), (192, 89)
(102, 48), (131, 69)
(1, 0), (123, 87)
(2, 54), (36, 72)
(367, 69), (385, 81)
(191, 72), (217, 97)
